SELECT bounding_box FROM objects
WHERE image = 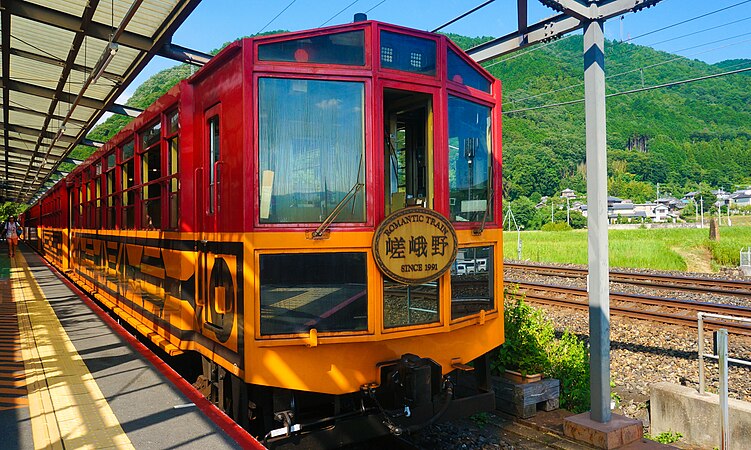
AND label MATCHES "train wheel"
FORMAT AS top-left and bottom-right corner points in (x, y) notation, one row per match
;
(197, 357), (250, 429)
